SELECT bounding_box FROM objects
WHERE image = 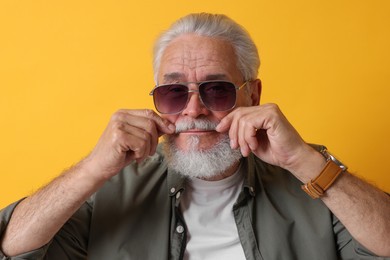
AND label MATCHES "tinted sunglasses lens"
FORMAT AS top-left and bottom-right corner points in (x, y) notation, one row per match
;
(199, 82), (237, 111)
(153, 84), (188, 114)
